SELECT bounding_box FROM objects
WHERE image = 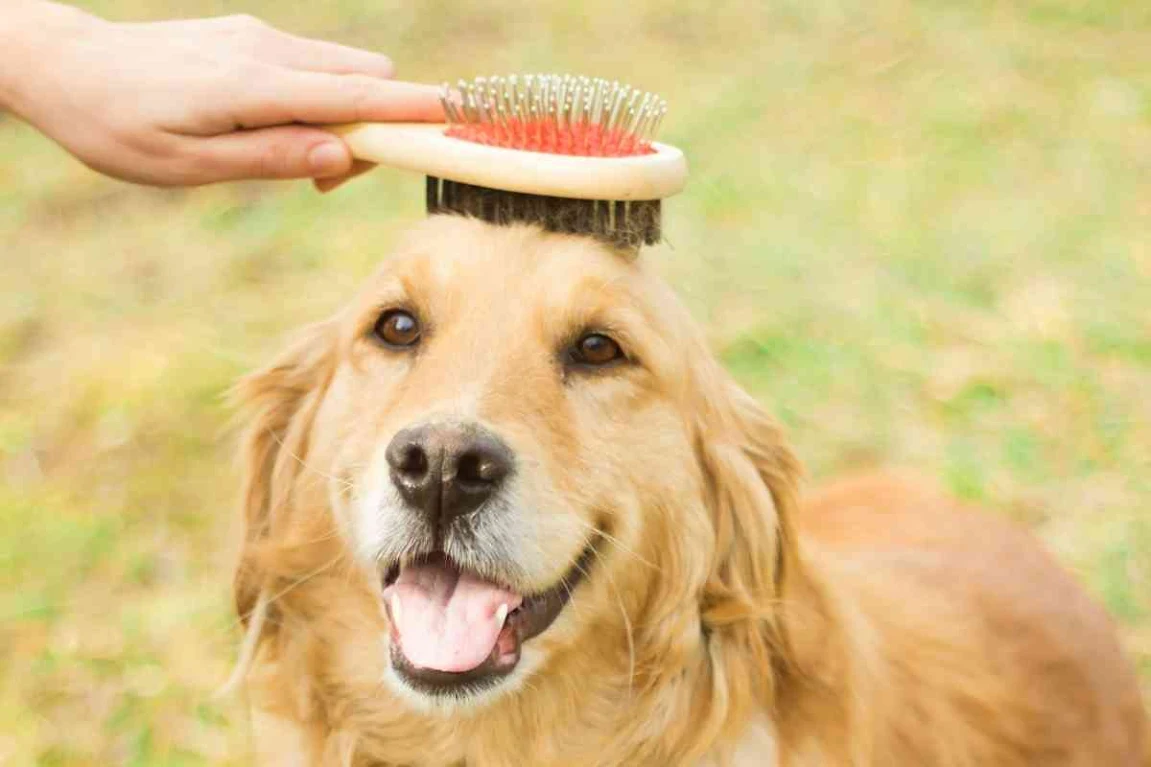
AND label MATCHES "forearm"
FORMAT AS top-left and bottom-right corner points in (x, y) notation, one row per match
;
(0, 1), (97, 115)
